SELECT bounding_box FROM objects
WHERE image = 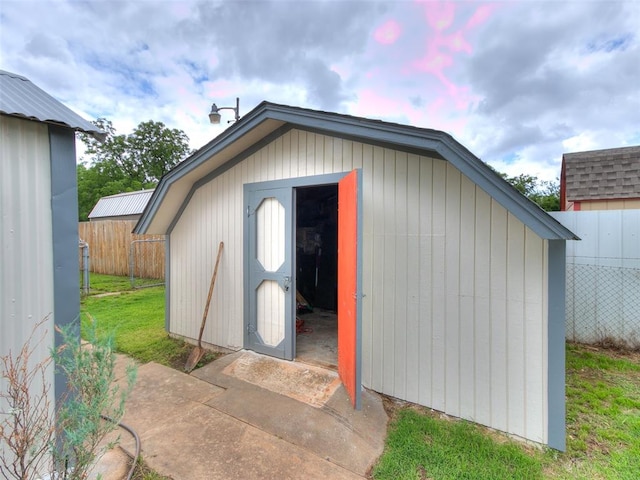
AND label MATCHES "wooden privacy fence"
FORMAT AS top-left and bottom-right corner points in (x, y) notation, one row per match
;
(79, 220), (165, 279)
